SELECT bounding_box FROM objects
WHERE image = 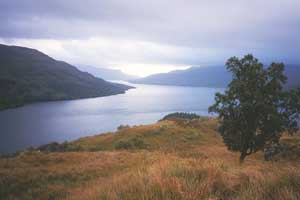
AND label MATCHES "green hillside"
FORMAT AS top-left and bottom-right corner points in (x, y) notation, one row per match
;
(0, 44), (133, 110)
